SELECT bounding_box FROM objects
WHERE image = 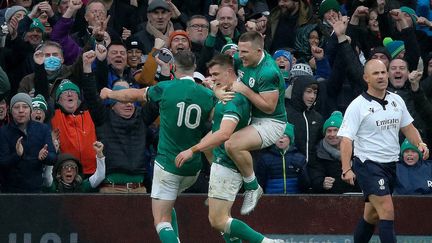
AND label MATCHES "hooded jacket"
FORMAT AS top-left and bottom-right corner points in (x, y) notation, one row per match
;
(294, 24), (324, 64)
(395, 159), (432, 195)
(285, 75), (323, 165)
(255, 145), (309, 194)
